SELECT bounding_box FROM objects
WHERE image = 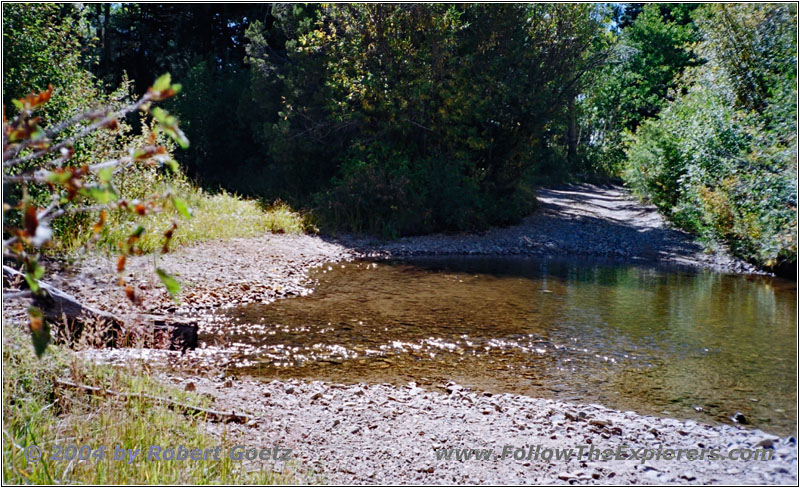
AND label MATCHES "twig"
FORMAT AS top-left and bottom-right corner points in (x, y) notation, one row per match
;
(54, 379), (254, 424)
(2, 290), (33, 300)
(4, 93), (152, 168)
